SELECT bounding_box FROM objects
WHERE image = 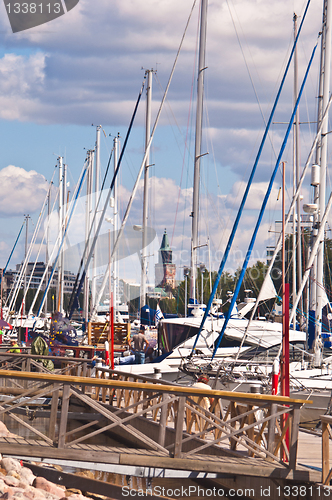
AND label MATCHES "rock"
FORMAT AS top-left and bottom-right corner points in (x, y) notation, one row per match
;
(23, 486), (47, 500)
(33, 478), (66, 498)
(1, 460), (21, 474)
(0, 480), (9, 496)
(3, 478), (19, 488)
(0, 486), (14, 499)
(6, 473), (20, 481)
(0, 422), (9, 438)
(18, 468), (35, 486)
(11, 488), (25, 499)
